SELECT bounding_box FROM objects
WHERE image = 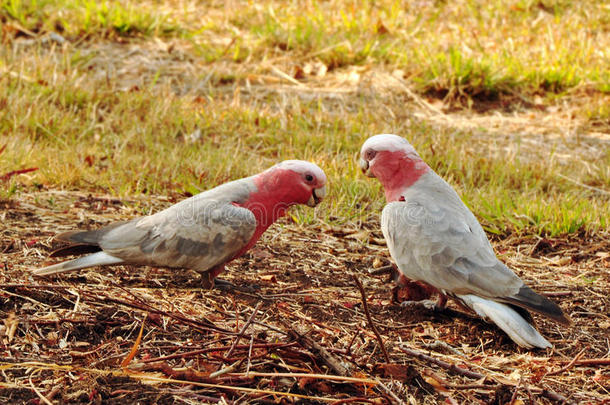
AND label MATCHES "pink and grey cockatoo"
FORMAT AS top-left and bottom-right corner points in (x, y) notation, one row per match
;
(33, 160), (327, 288)
(359, 134), (570, 348)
